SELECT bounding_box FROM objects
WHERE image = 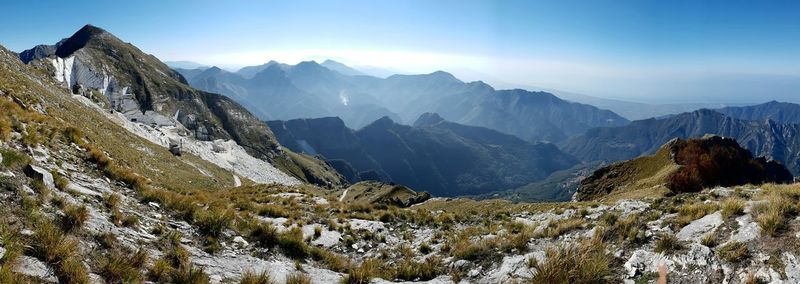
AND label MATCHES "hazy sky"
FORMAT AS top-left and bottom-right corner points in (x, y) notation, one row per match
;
(2, 0), (799, 103)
